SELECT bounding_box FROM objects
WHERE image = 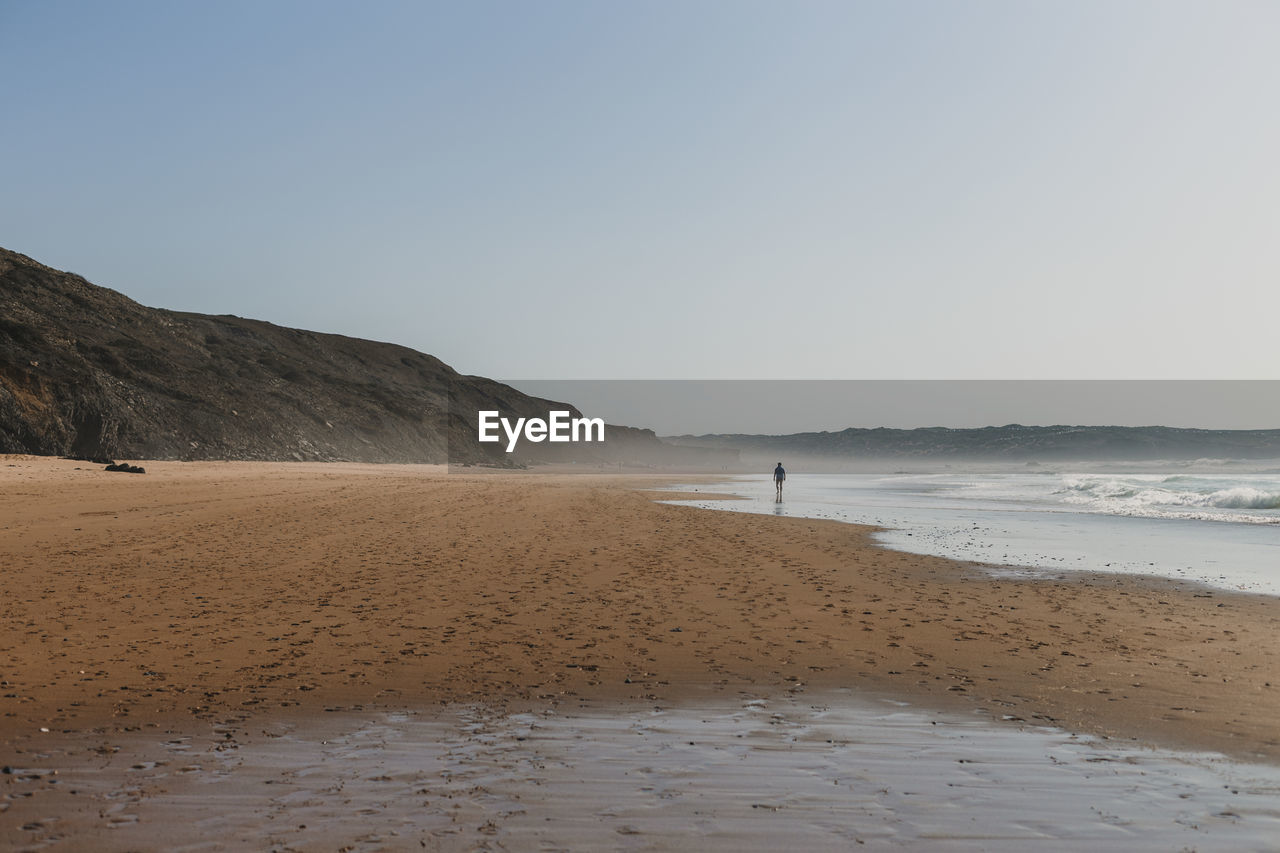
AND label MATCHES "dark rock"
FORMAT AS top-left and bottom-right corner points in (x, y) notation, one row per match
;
(1, 246), (727, 466)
